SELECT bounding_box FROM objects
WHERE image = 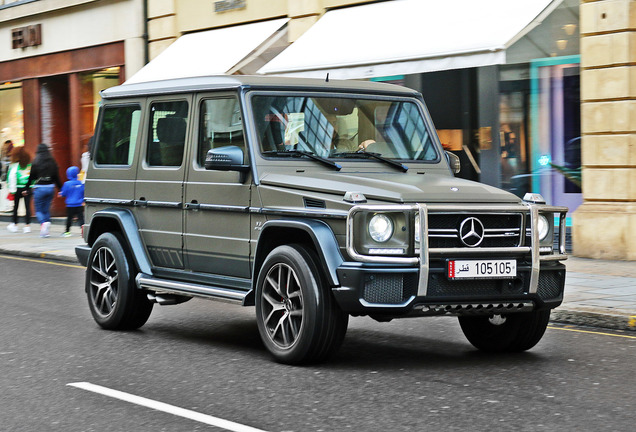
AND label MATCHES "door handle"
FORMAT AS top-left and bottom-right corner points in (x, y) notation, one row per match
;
(184, 200), (200, 210)
(135, 197), (148, 207)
